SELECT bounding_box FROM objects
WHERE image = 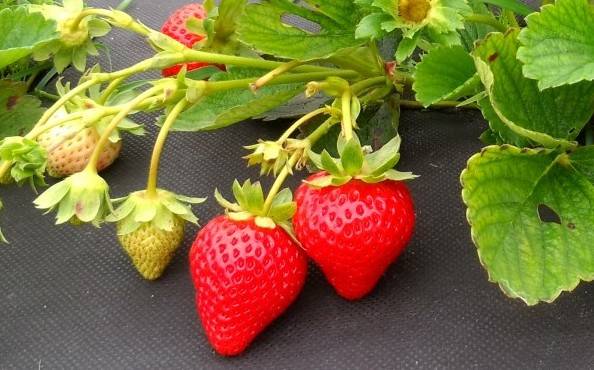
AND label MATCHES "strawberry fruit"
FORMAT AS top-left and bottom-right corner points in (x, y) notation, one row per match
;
(37, 108), (121, 178)
(108, 189), (205, 280)
(294, 135), (416, 300)
(189, 180), (307, 356)
(294, 174), (415, 300)
(161, 3), (211, 77)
